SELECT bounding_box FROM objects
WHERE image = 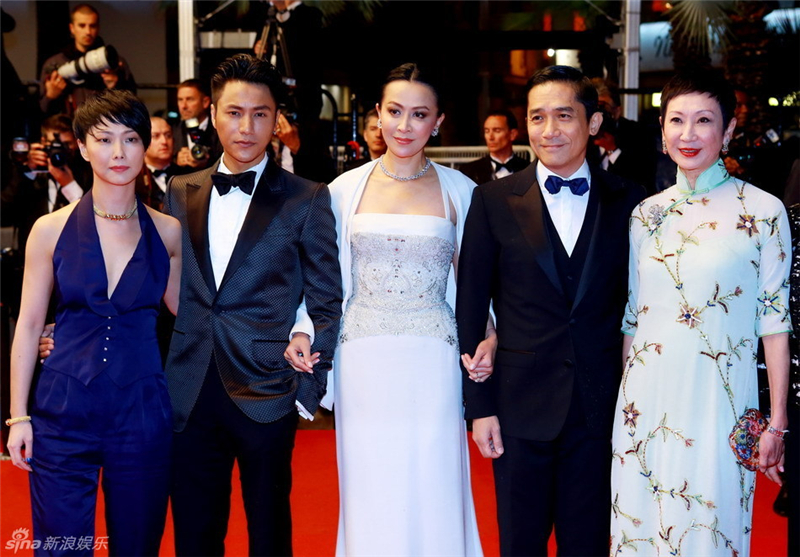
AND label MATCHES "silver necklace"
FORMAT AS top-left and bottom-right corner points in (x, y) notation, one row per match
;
(379, 155), (432, 182)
